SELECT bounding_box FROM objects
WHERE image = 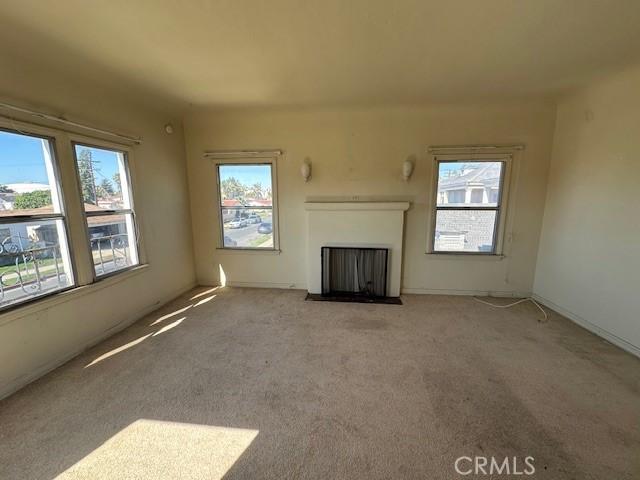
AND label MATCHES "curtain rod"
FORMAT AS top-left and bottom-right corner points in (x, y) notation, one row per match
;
(428, 144), (525, 153)
(204, 149), (282, 159)
(0, 101), (142, 144)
